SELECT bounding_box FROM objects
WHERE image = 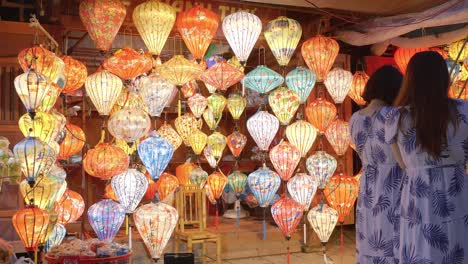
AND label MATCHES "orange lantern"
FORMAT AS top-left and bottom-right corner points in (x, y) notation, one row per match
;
(103, 47), (153, 80)
(12, 205), (49, 251)
(58, 123), (86, 160)
(323, 173), (359, 223)
(181, 80), (198, 98)
(206, 171), (228, 199)
(305, 97), (337, 134)
(79, 0), (126, 52)
(301, 35), (339, 82)
(83, 142), (129, 180)
(55, 189), (85, 226)
(18, 46), (65, 84)
(394, 47), (428, 74)
(61, 55), (88, 94)
(176, 6), (219, 60)
(449, 80), (468, 100)
(155, 172), (179, 201)
(199, 61), (244, 91)
(157, 122), (183, 150)
(348, 71), (369, 106)
(176, 160), (197, 185)
(269, 140), (301, 181)
(104, 184), (119, 201)
(226, 131), (247, 158)
(325, 118), (351, 156)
